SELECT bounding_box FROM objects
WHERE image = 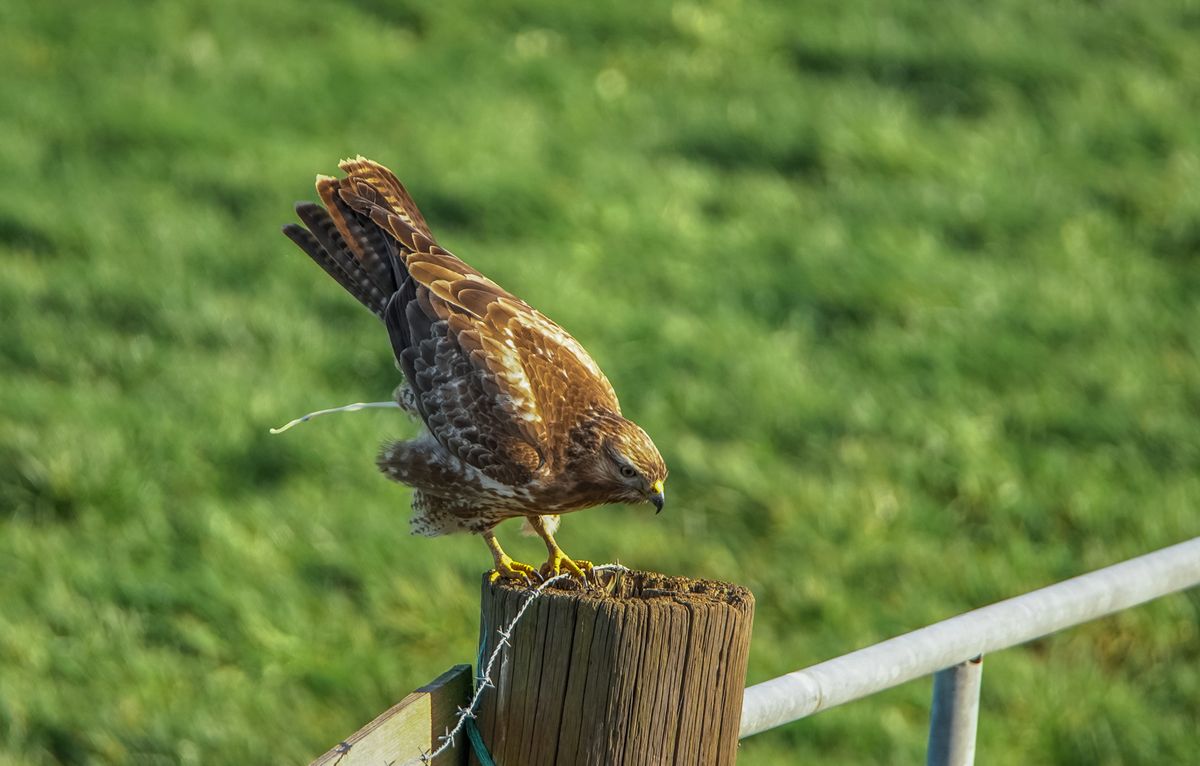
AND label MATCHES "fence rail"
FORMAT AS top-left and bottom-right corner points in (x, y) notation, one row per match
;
(739, 535), (1200, 760)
